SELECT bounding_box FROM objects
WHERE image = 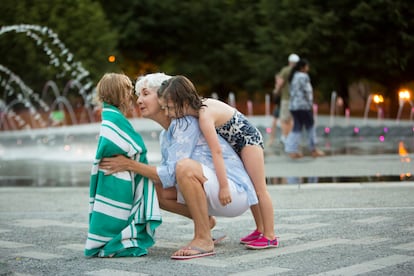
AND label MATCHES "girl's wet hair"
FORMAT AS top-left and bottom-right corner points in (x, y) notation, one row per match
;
(157, 75), (205, 116)
(96, 73), (133, 114)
